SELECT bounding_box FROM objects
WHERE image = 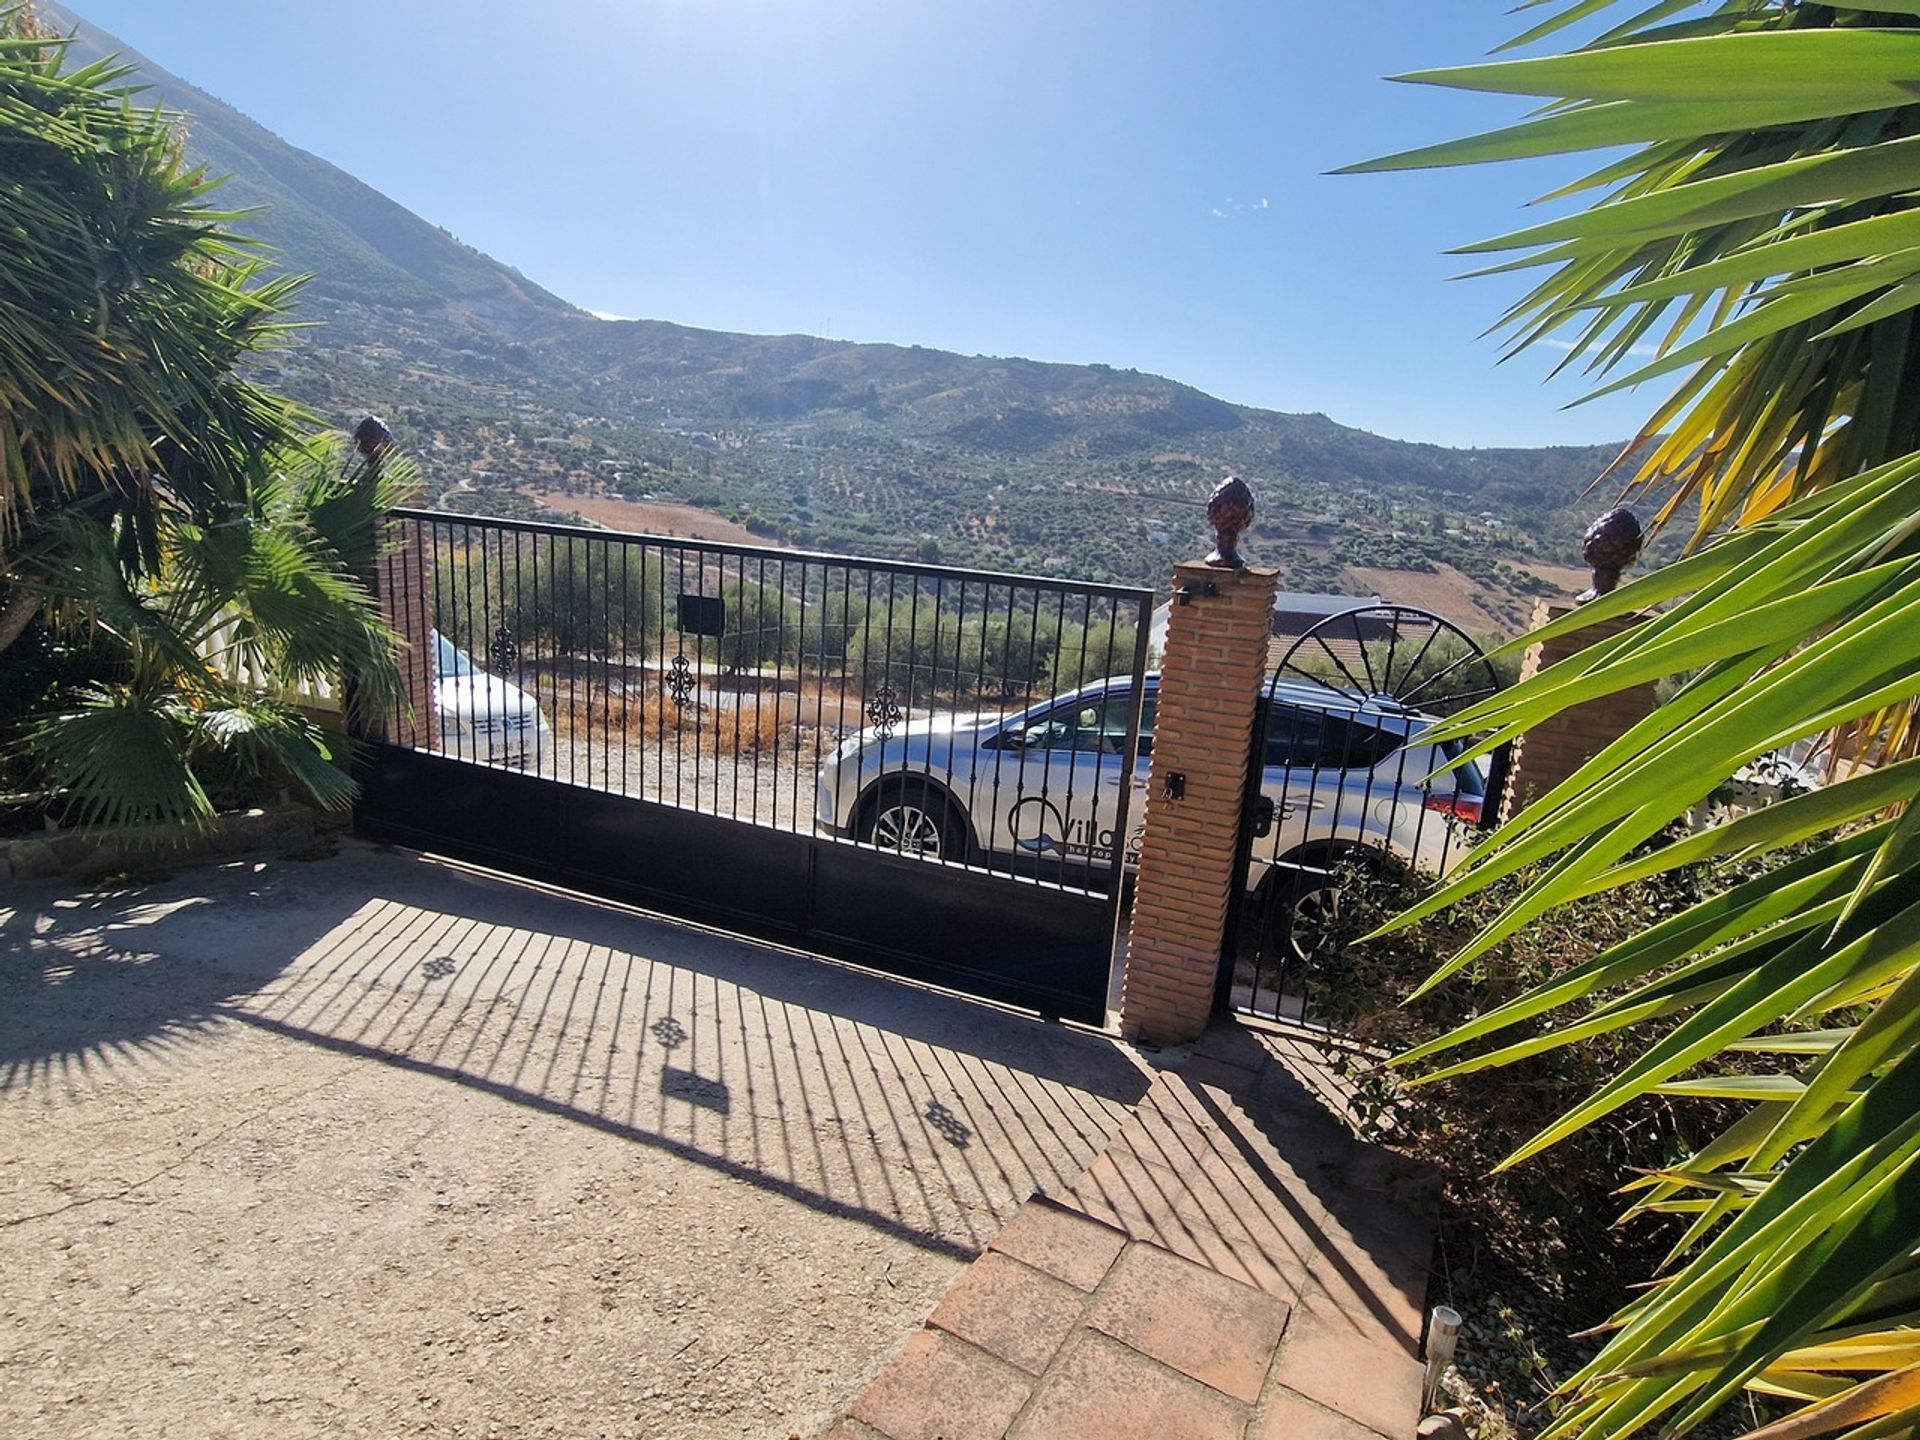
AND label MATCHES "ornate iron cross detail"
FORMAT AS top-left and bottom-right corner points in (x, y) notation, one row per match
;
(487, 625), (518, 673)
(866, 684), (902, 740)
(667, 653), (696, 708)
